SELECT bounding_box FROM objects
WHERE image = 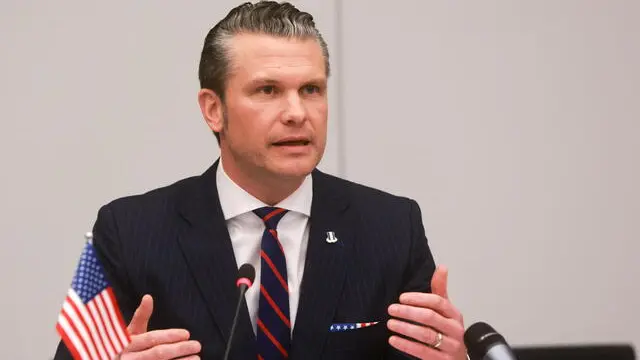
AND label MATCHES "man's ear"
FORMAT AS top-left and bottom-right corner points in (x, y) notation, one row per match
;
(198, 89), (224, 133)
